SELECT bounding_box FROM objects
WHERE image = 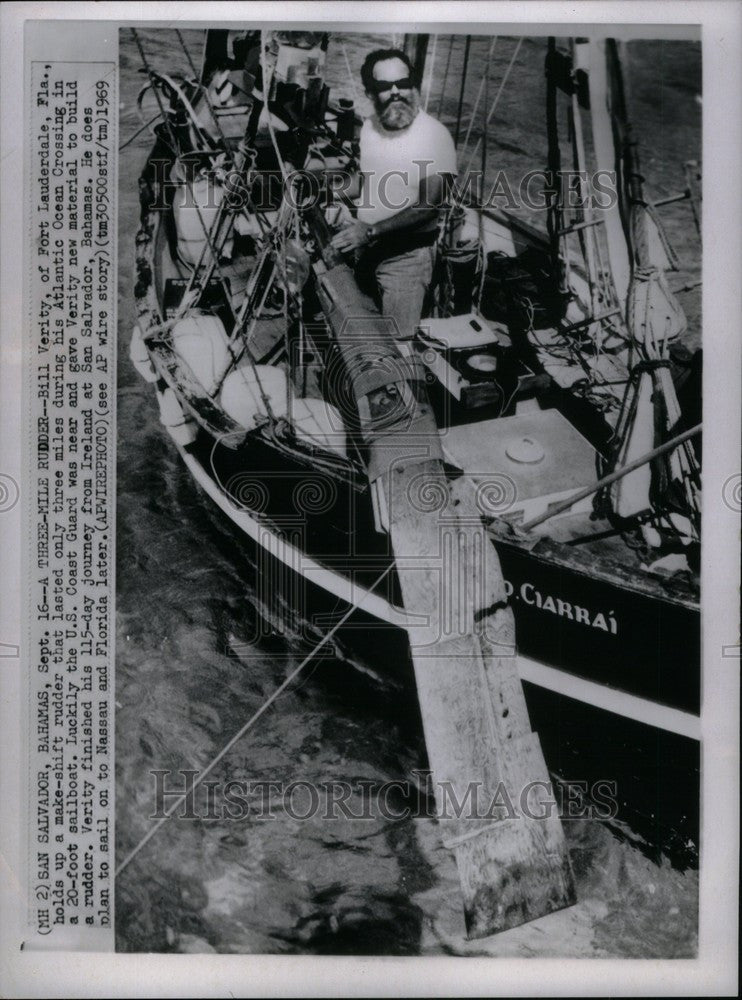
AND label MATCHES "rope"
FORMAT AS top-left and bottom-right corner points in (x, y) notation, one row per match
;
(116, 562), (394, 877)
(132, 30), (177, 150)
(175, 27), (199, 78)
(180, 27), (294, 428)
